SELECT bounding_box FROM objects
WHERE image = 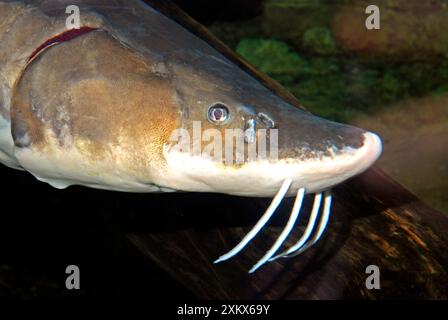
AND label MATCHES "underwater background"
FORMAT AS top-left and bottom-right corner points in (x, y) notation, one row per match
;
(175, 0), (448, 215)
